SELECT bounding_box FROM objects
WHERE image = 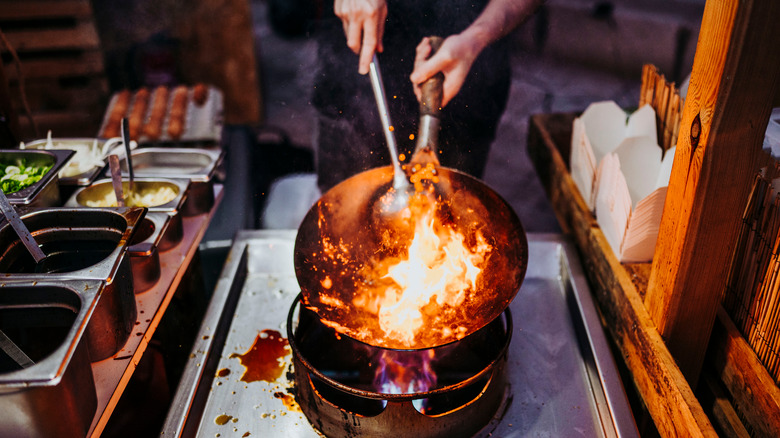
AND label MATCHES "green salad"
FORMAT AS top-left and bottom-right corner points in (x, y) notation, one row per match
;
(0, 159), (53, 194)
